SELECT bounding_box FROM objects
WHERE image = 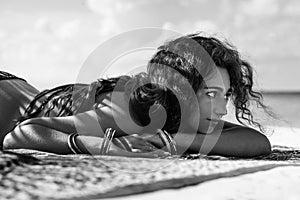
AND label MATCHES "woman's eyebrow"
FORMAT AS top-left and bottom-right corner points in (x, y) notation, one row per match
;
(204, 86), (233, 93)
(203, 86), (223, 91)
